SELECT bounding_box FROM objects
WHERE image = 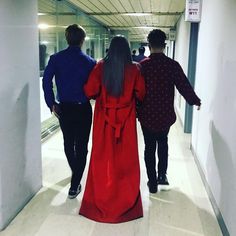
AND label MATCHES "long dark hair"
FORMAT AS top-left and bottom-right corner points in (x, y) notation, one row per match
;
(103, 36), (132, 96)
